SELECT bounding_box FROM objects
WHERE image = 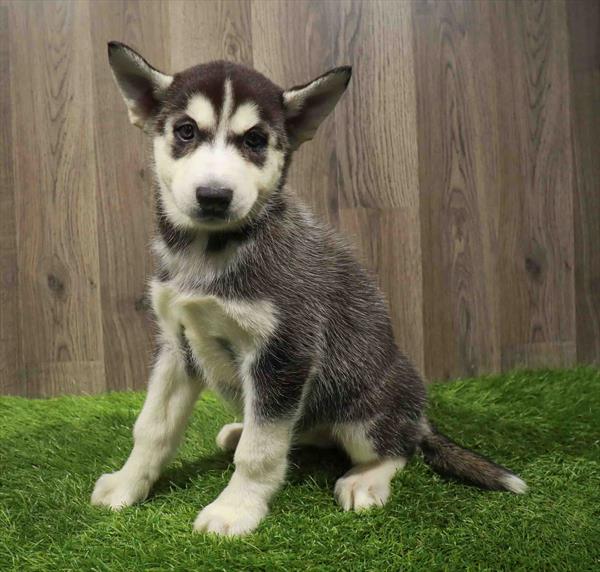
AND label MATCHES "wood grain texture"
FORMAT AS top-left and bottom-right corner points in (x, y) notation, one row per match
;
(0, 5), (20, 395)
(252, 0), (339, 223)
(568, 0), (600, 365)
(169, 0), (252, 69)
(491, 0), (576, 370)
(8, 0), (105, 396)
(334, 0), (424, 371)
(90, 0), (169, 391)
(334, 0), (421, 210)
(413, 0), (501, 379)
(0, 0), (597, 395)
